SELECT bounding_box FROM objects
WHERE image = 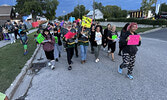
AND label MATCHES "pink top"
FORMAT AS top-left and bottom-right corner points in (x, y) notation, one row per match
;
(42, 35), (55, 52)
